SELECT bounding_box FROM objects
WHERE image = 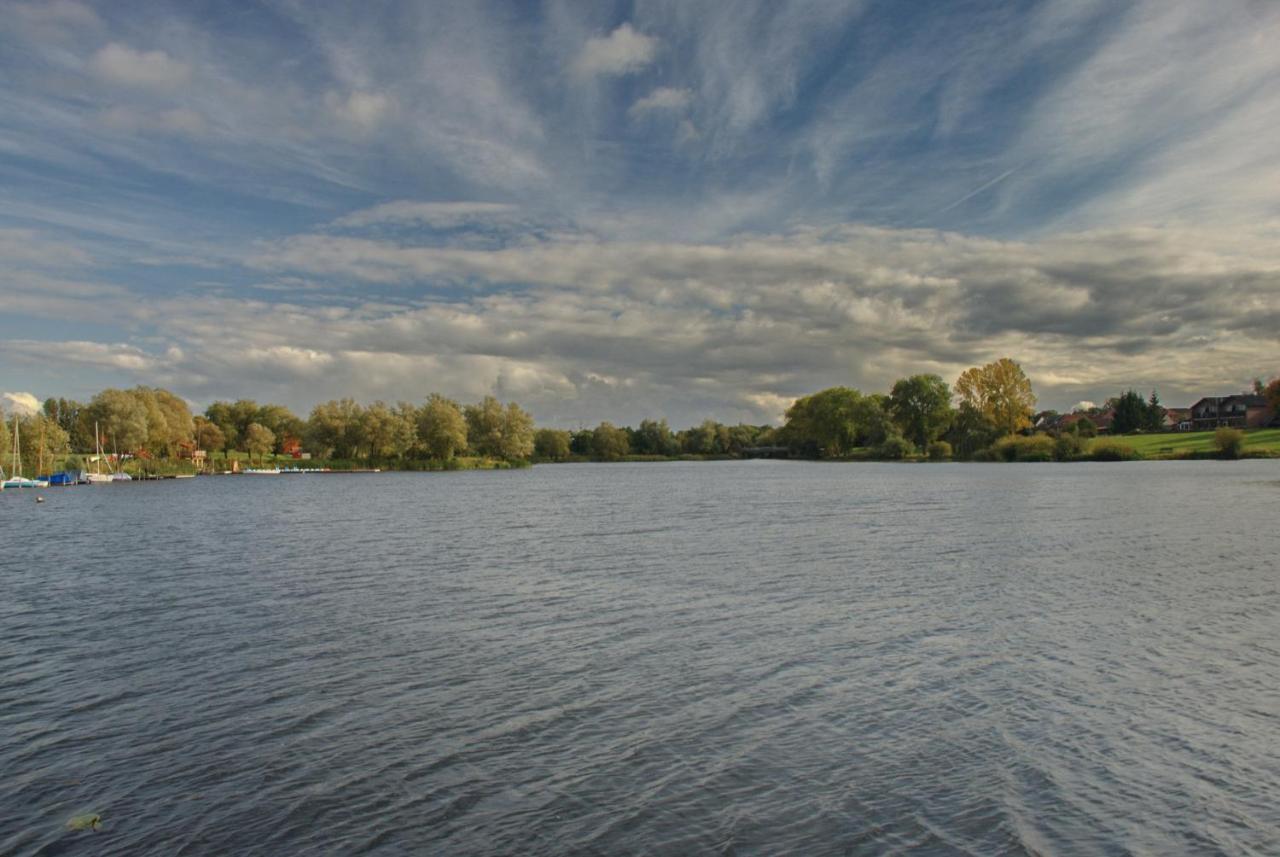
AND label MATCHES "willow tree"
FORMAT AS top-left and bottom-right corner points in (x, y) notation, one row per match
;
(87, 388), (150, 454)
(418, 394), (467, 461)
(244, 422), (276, 465)
(954, 358), (1036, 437)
